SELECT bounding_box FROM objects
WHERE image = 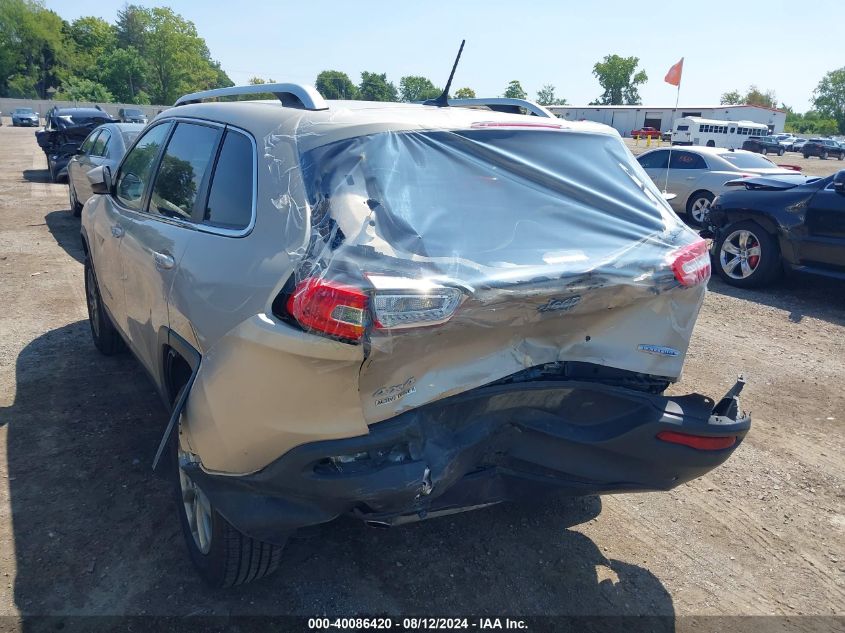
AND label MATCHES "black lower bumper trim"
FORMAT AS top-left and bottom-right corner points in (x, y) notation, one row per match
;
(188, 379), (750, 544)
